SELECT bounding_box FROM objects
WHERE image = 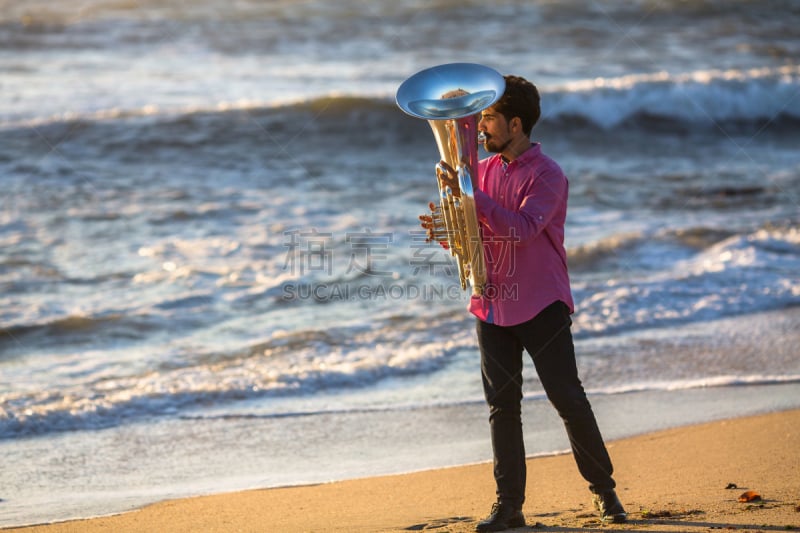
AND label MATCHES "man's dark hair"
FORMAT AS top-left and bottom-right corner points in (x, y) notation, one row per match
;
(493, 75), (541, 136)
